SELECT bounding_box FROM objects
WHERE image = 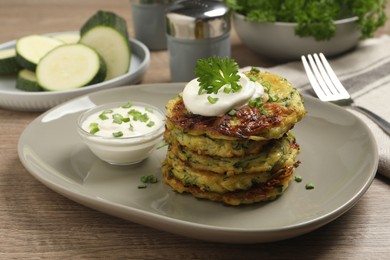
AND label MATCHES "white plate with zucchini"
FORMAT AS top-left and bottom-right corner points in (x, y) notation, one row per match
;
(0, 33), (149, 111)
